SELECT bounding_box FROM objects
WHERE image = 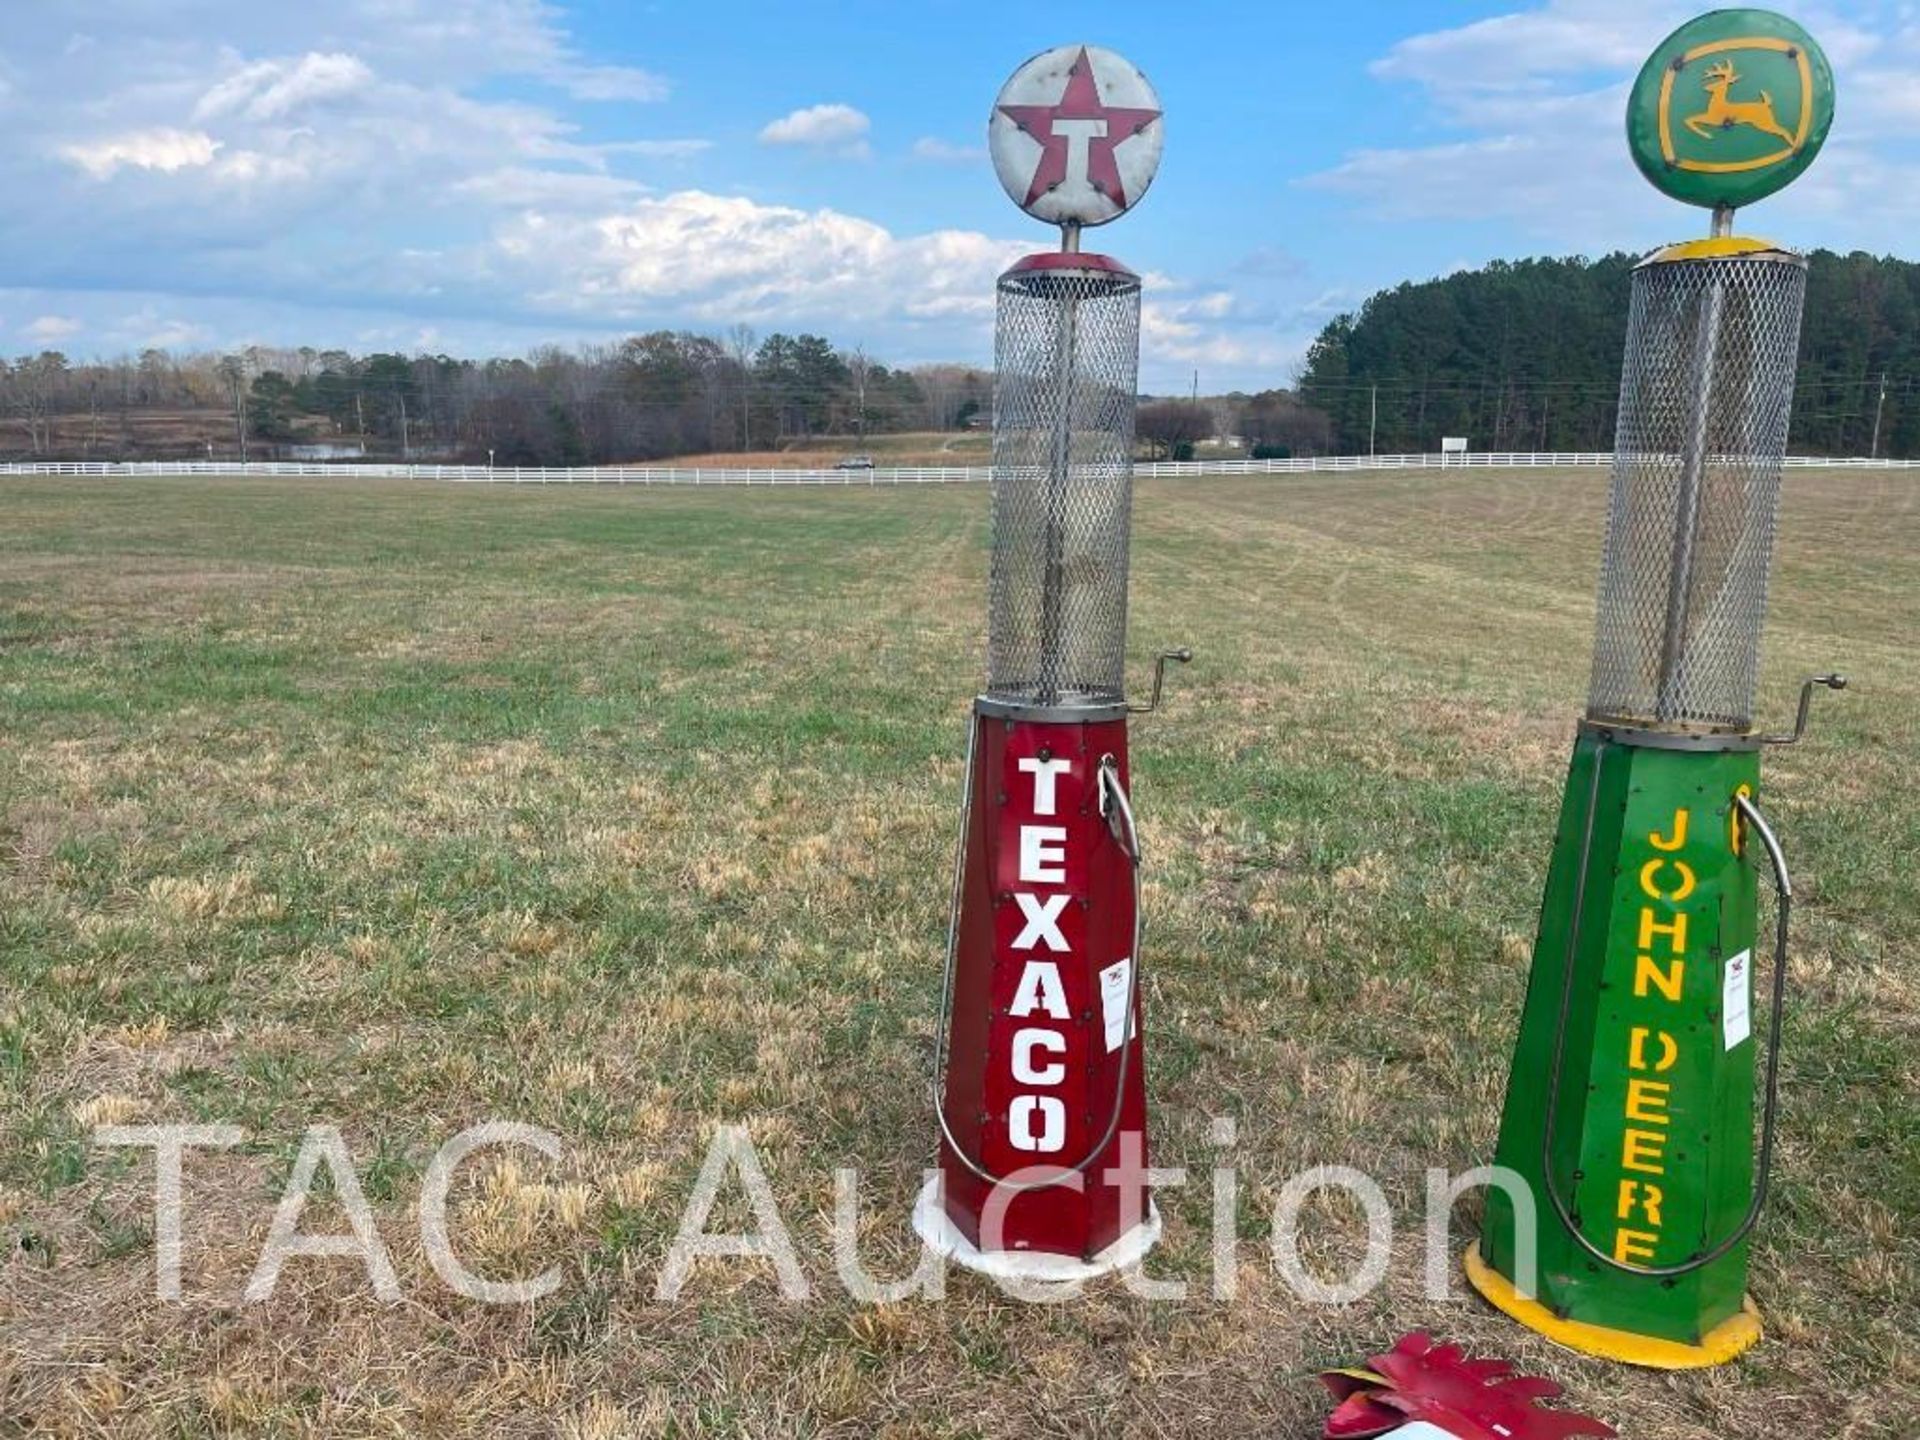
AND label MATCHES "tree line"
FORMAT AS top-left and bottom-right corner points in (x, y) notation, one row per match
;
(0, 334), (994, 464)
(1296, 249), (1920, 458)
(11, 247), (1920, 464)
(1136, 393), (1333, 460)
